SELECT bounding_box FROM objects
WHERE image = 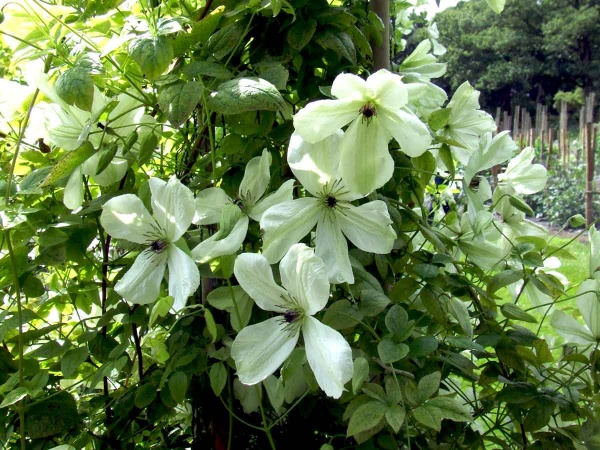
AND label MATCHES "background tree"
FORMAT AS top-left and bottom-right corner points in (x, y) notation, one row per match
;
(435, 0), (600, 111)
